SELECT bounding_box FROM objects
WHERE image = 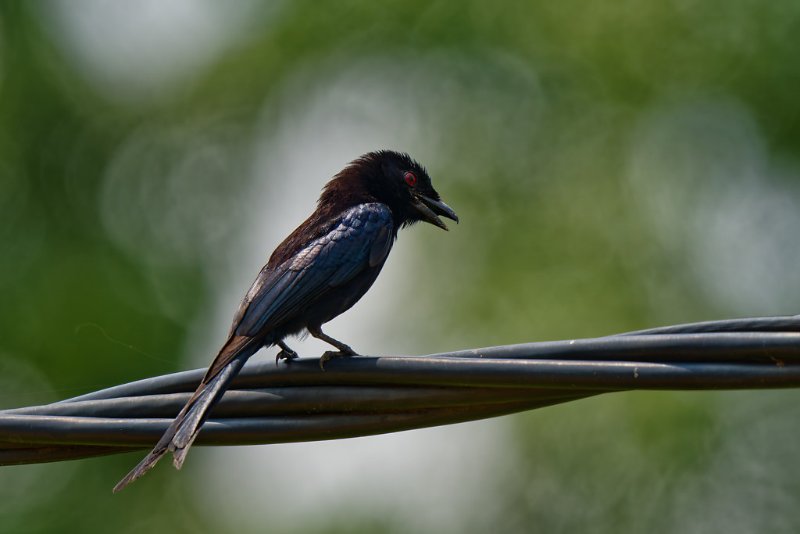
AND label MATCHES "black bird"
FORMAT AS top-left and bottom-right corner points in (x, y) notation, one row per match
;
(113, 150), (458, 492)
